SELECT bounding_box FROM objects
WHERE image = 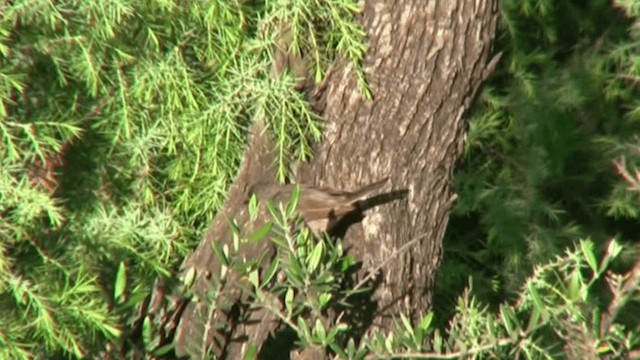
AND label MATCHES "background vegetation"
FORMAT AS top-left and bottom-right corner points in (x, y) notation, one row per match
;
(0, 0), (638, 358)
(439, 0), (640, 318)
